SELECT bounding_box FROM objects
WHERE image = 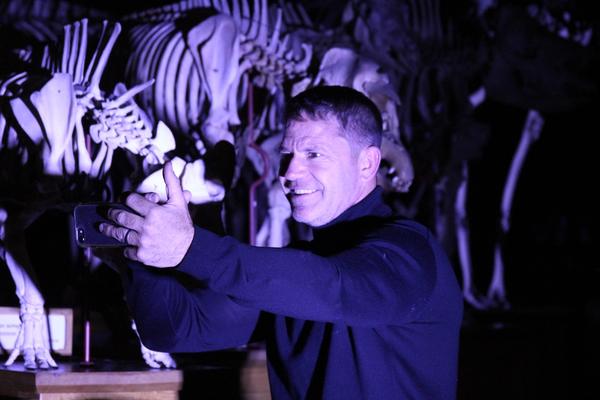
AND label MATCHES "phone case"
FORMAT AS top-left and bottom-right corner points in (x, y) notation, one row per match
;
(73, 203), (131, 247)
